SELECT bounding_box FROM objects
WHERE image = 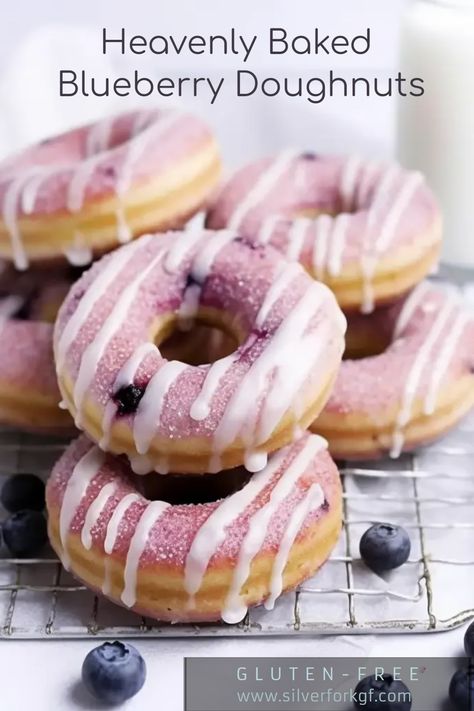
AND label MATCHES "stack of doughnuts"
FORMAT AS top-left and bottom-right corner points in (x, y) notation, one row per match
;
(208, 152), (474, 459)
(0, 107), (221, 431)
(47, 229), (346, 622)
(1, 109), (473, 623)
